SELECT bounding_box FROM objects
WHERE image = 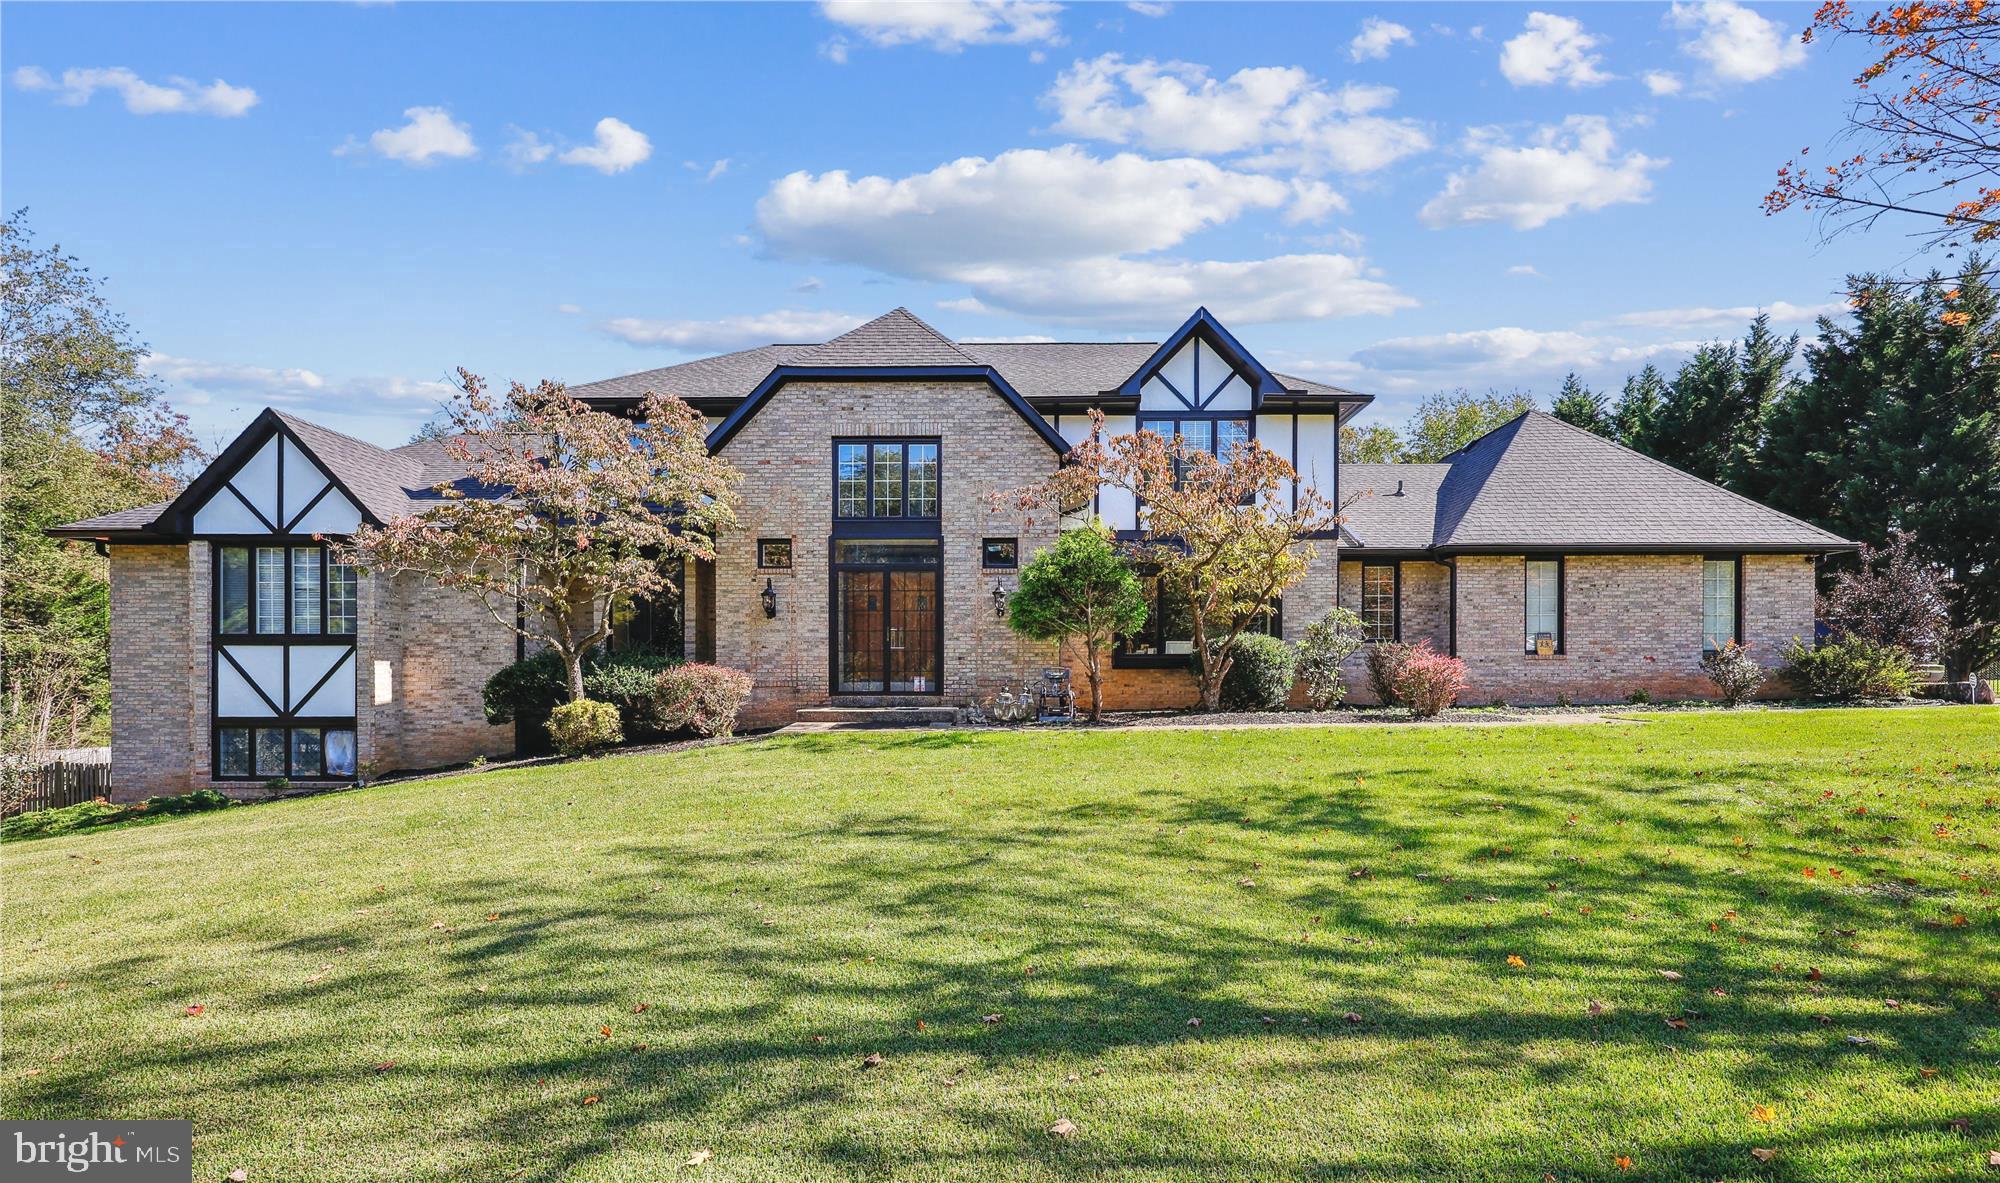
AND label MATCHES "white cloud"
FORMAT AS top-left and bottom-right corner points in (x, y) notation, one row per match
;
(1499, 12), (1612, 87)
(759, 146), (1296, 272)
(1126, 1), (1170, 16)
(756, 146), (1407, 326)
(794, 276), (825, 293)
(1643, 70), (1684, 96)
(12, 65), (258, 116)
(1601, 300), (1841, 329)
(1507, 264), (1545, 277)
(704, 158), (731, 181)
(1046, 54), (1428, 174)
(501, 127), (553, 171)
(558, 117), (651, 174)
(1349, 18), (1415, 62)
(146, 353), (455, 411)
(1668, 1), (1806, 84)
(1420, 116), (1664, 230)
(342, 106), (476, 165)
(818, 1), (1063, 52)
(601, 309), (870, 351)
(1353, 326), (1600, 373)
(1284, 178), (1347, 224)
(956, 254), (1413, 326)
